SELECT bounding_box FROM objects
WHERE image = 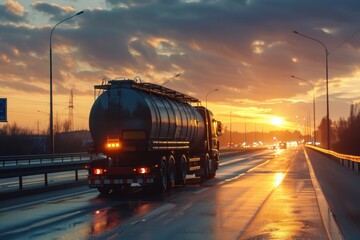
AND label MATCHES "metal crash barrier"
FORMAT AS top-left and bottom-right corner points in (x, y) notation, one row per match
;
(306, 145), (360, 172)
(0, 153), (91, 190)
